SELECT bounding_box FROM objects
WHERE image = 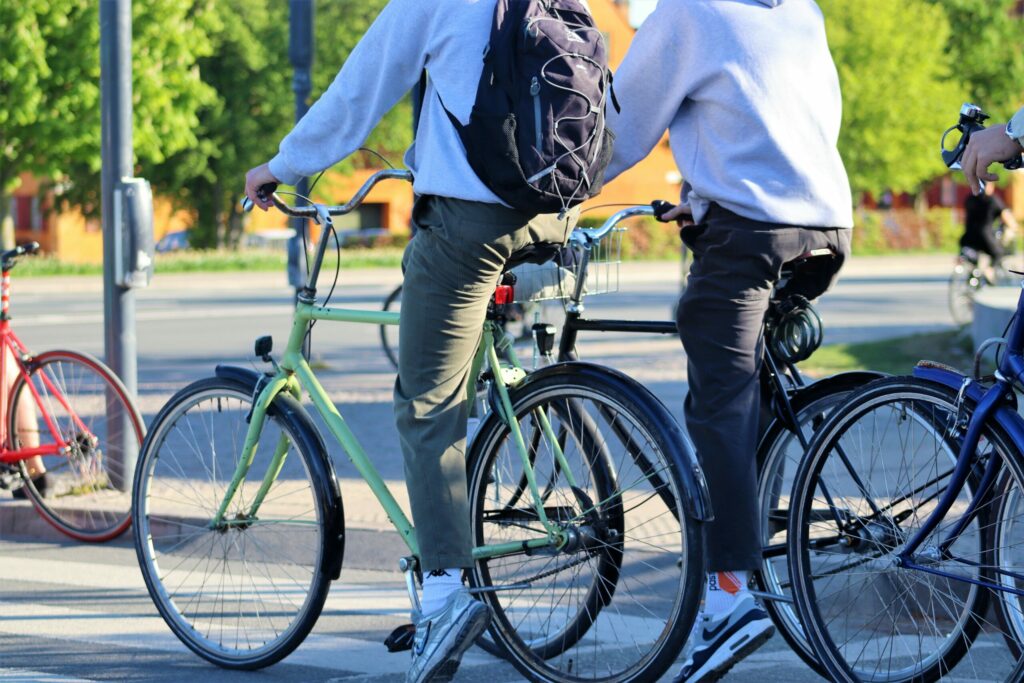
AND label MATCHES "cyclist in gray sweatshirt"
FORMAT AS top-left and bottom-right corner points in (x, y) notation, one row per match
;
(244, 1), (579, 680)
(605, 1), (854, 680)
